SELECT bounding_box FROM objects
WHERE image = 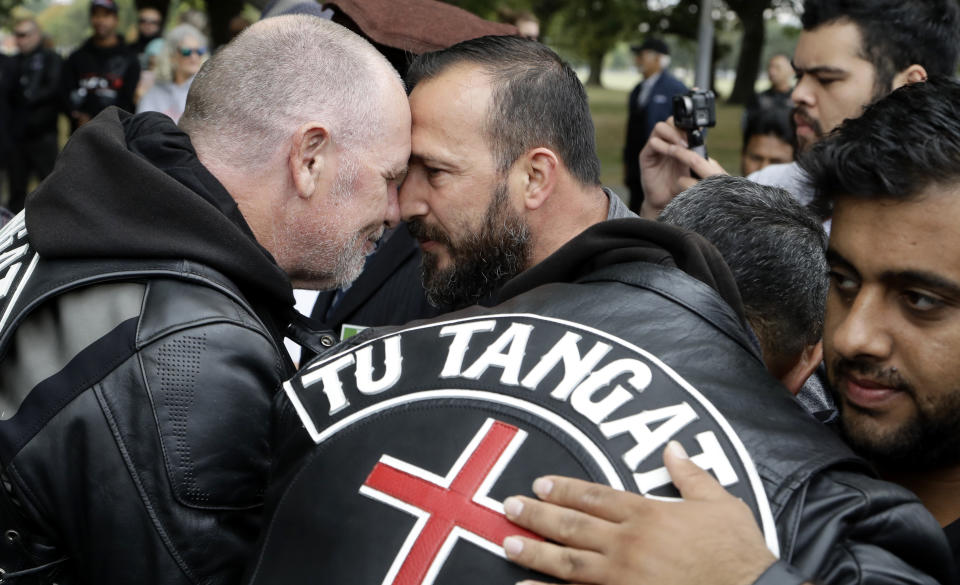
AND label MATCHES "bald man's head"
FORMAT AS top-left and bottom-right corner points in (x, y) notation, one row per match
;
(180, 15), (404, 170)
